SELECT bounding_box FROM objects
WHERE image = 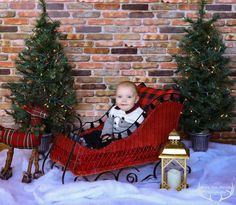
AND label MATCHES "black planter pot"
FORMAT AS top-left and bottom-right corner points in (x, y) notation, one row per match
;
(38, 133), (53, 158)
(189, 131), (211, 152)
